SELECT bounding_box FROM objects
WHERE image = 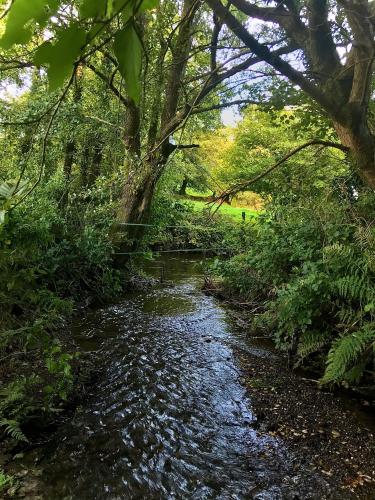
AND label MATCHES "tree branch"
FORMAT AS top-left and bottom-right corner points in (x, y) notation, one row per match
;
(205, 0), (342, 118)
(337, 0), (375, 109)
(210, 10), (223, 72)
(175, 143), (200, 149)
(230, 0), (308, 49)
(85, 62), (129, 107)
(306, 0), (342, 81)
(190, 98), (262, 114)
(214, 139), (349, 201)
